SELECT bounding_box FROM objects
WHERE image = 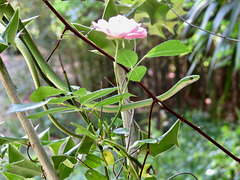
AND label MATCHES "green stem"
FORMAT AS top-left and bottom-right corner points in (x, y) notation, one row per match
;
(103, 139), (140, 180)
(15, 38), (83, 139)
